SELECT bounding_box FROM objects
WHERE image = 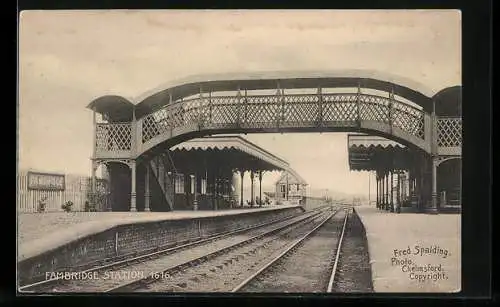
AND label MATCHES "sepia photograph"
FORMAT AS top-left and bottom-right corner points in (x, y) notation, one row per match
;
(17, 10), (462, 294)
